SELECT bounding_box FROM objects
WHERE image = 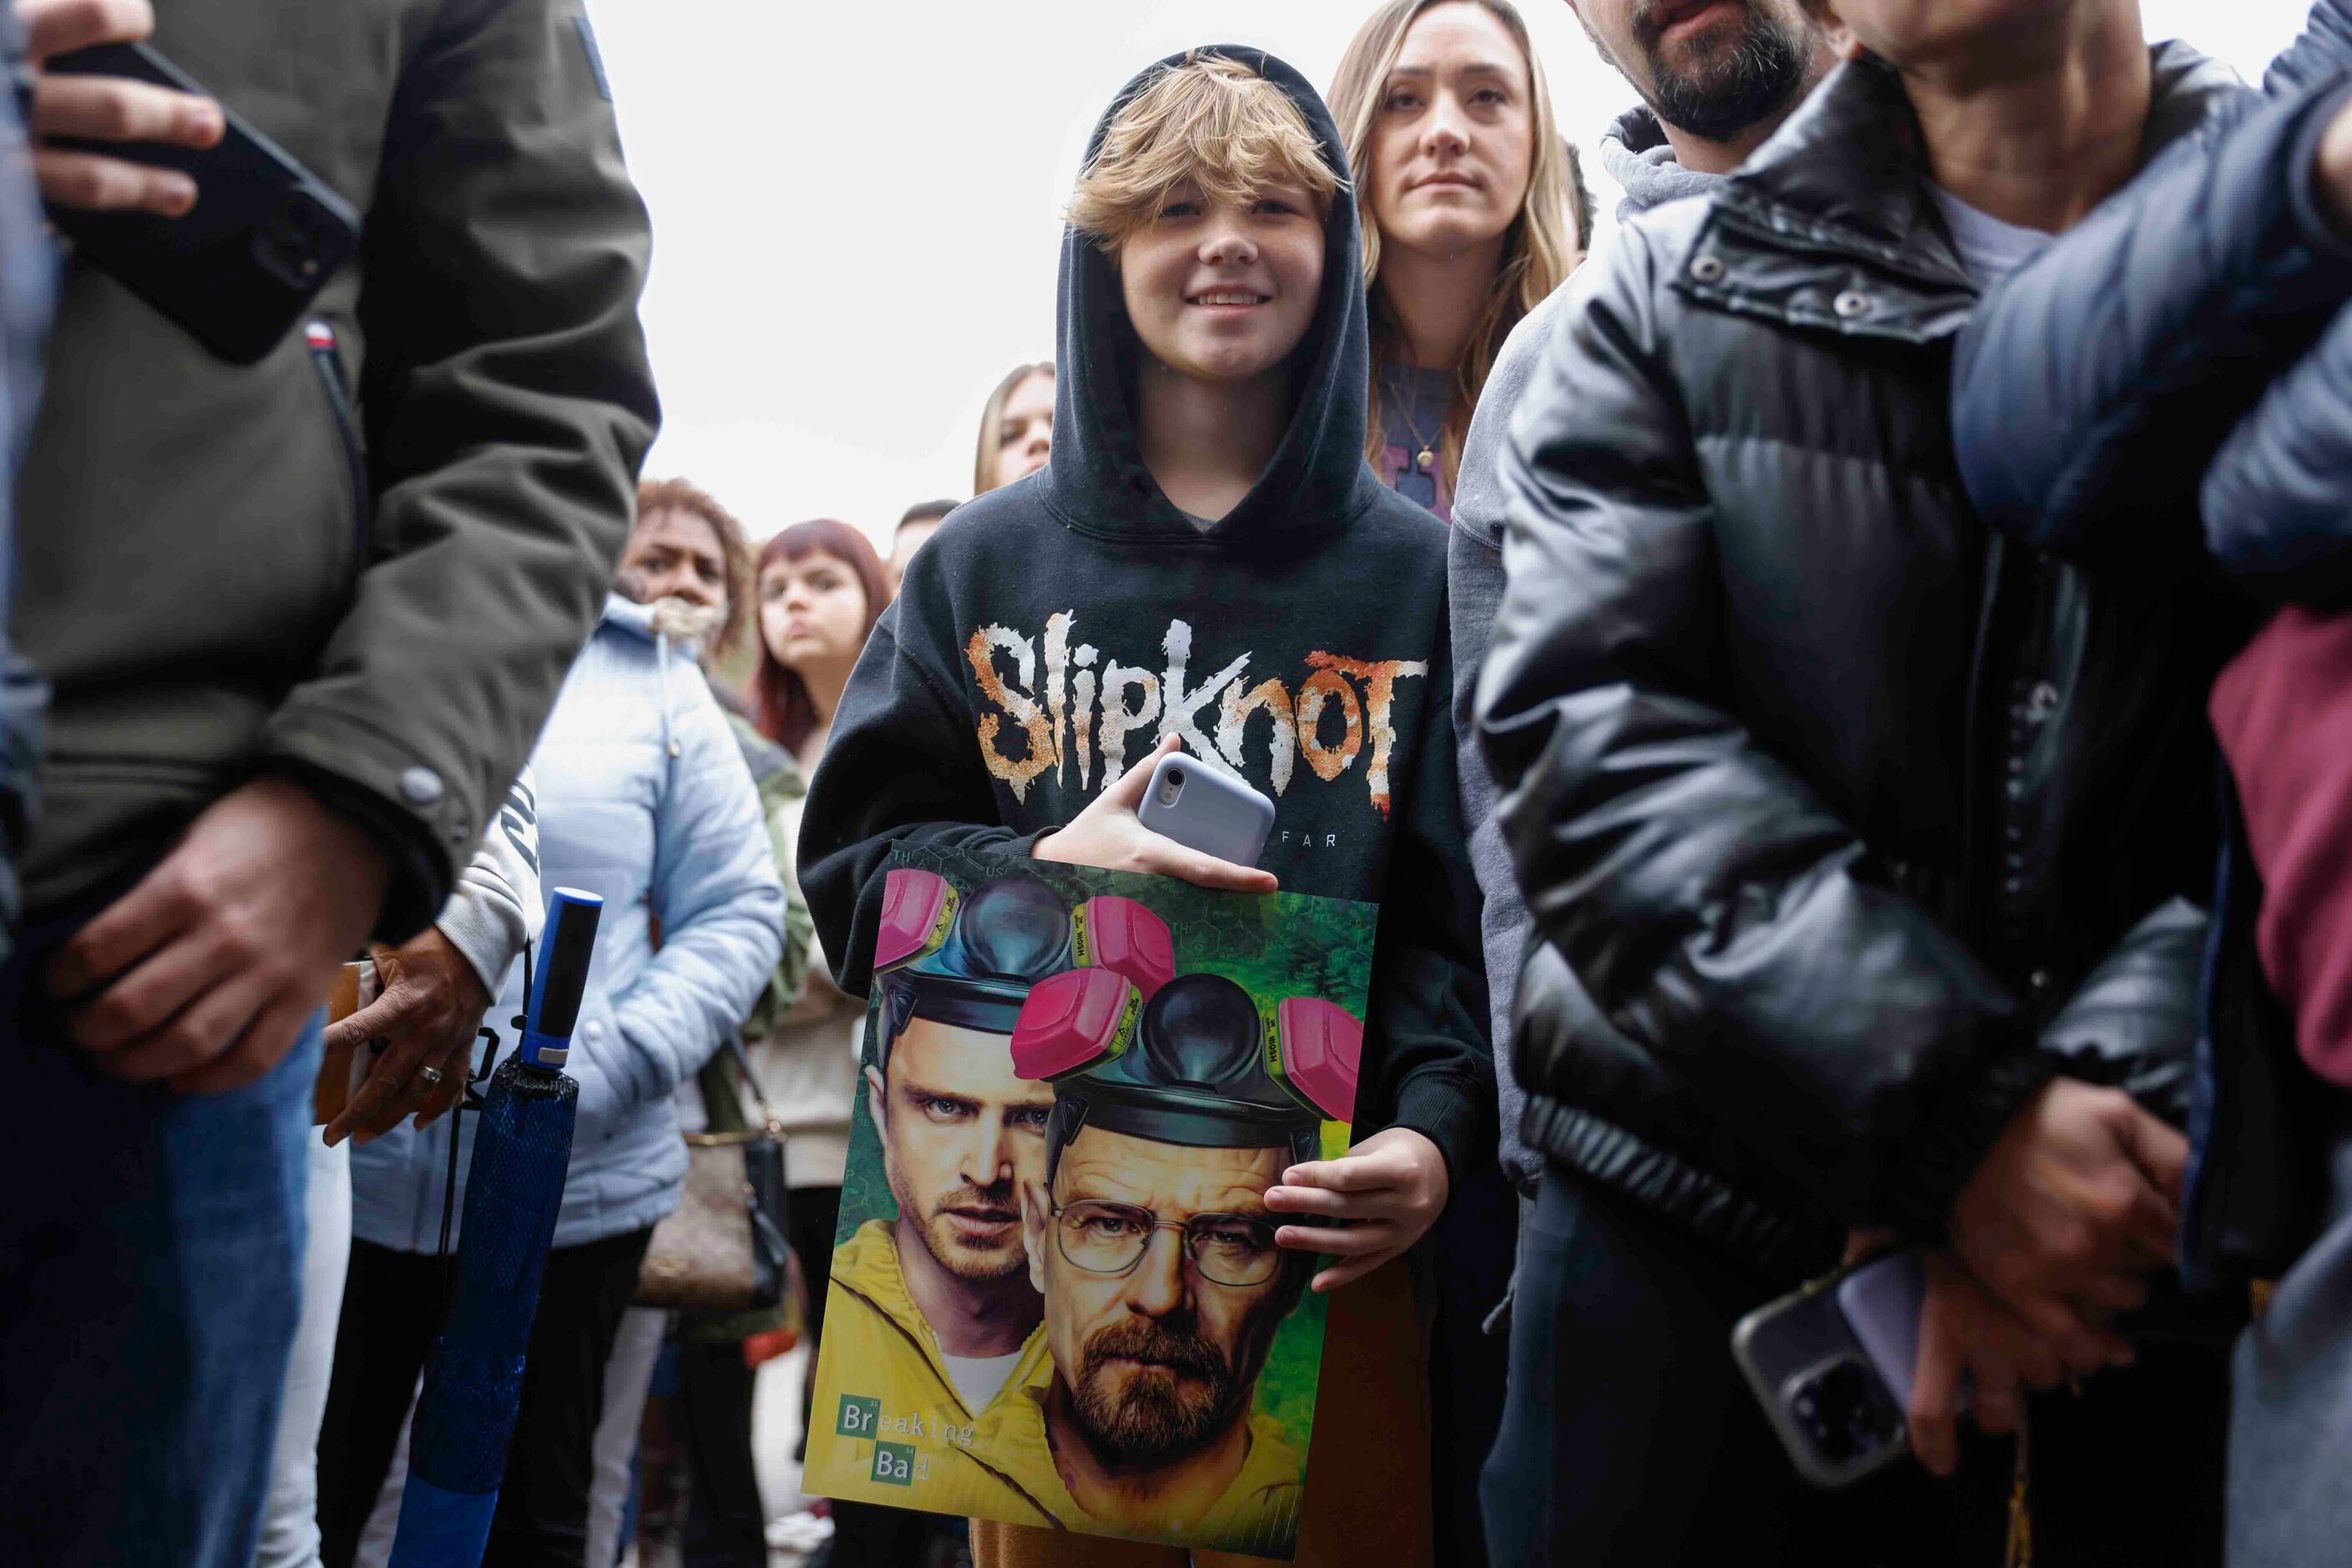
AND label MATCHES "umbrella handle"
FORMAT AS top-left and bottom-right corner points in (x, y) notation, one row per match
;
(521, 889), (602, 1070)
